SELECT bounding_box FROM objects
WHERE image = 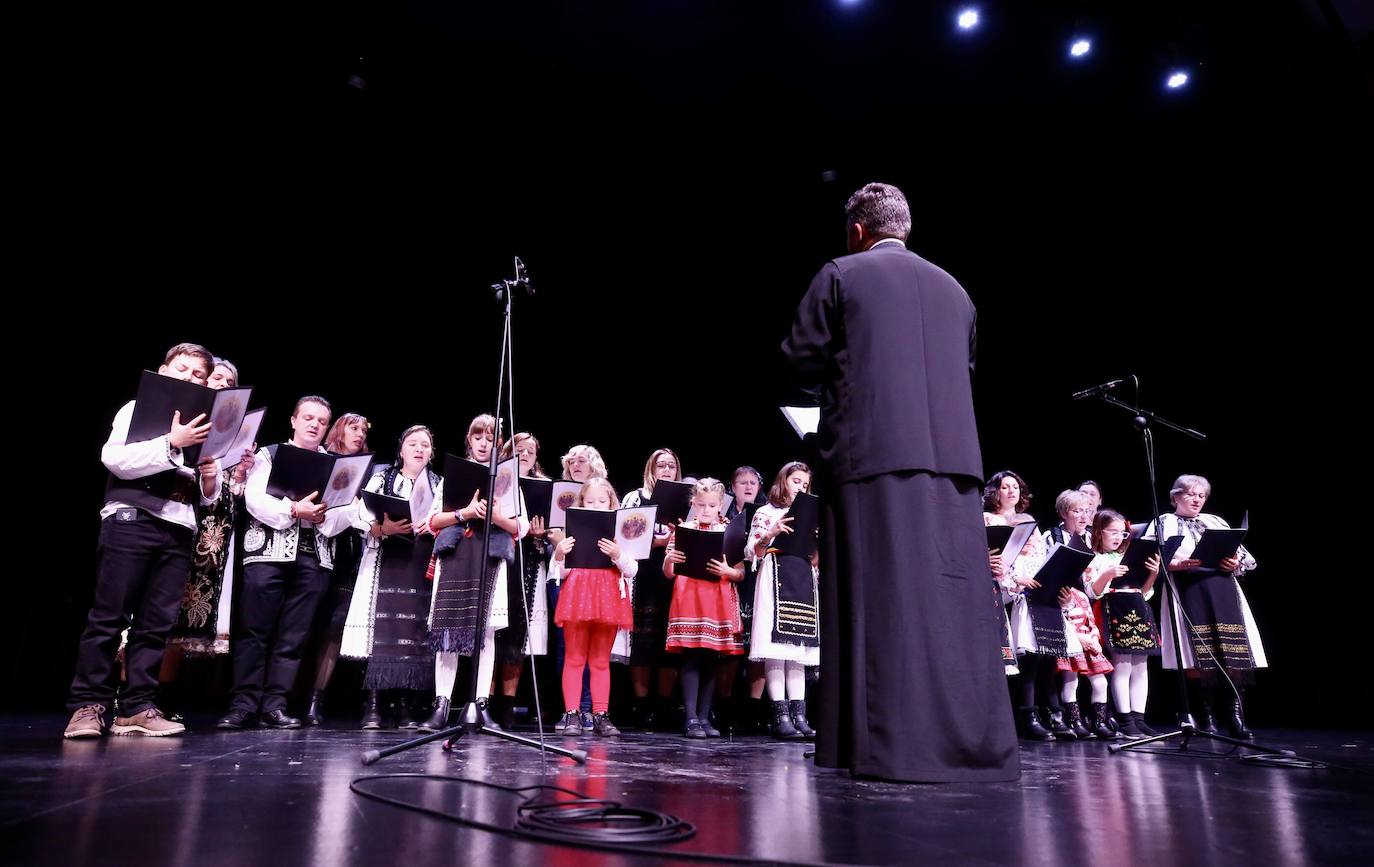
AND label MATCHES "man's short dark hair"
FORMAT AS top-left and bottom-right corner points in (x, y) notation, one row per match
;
(292, 395), (333, 418)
